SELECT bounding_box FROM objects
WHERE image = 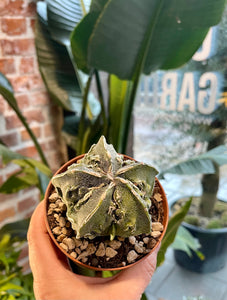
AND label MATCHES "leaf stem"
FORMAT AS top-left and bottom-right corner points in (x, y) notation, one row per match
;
(78, 70), (94, 154)
(94, 70), (108, 137)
